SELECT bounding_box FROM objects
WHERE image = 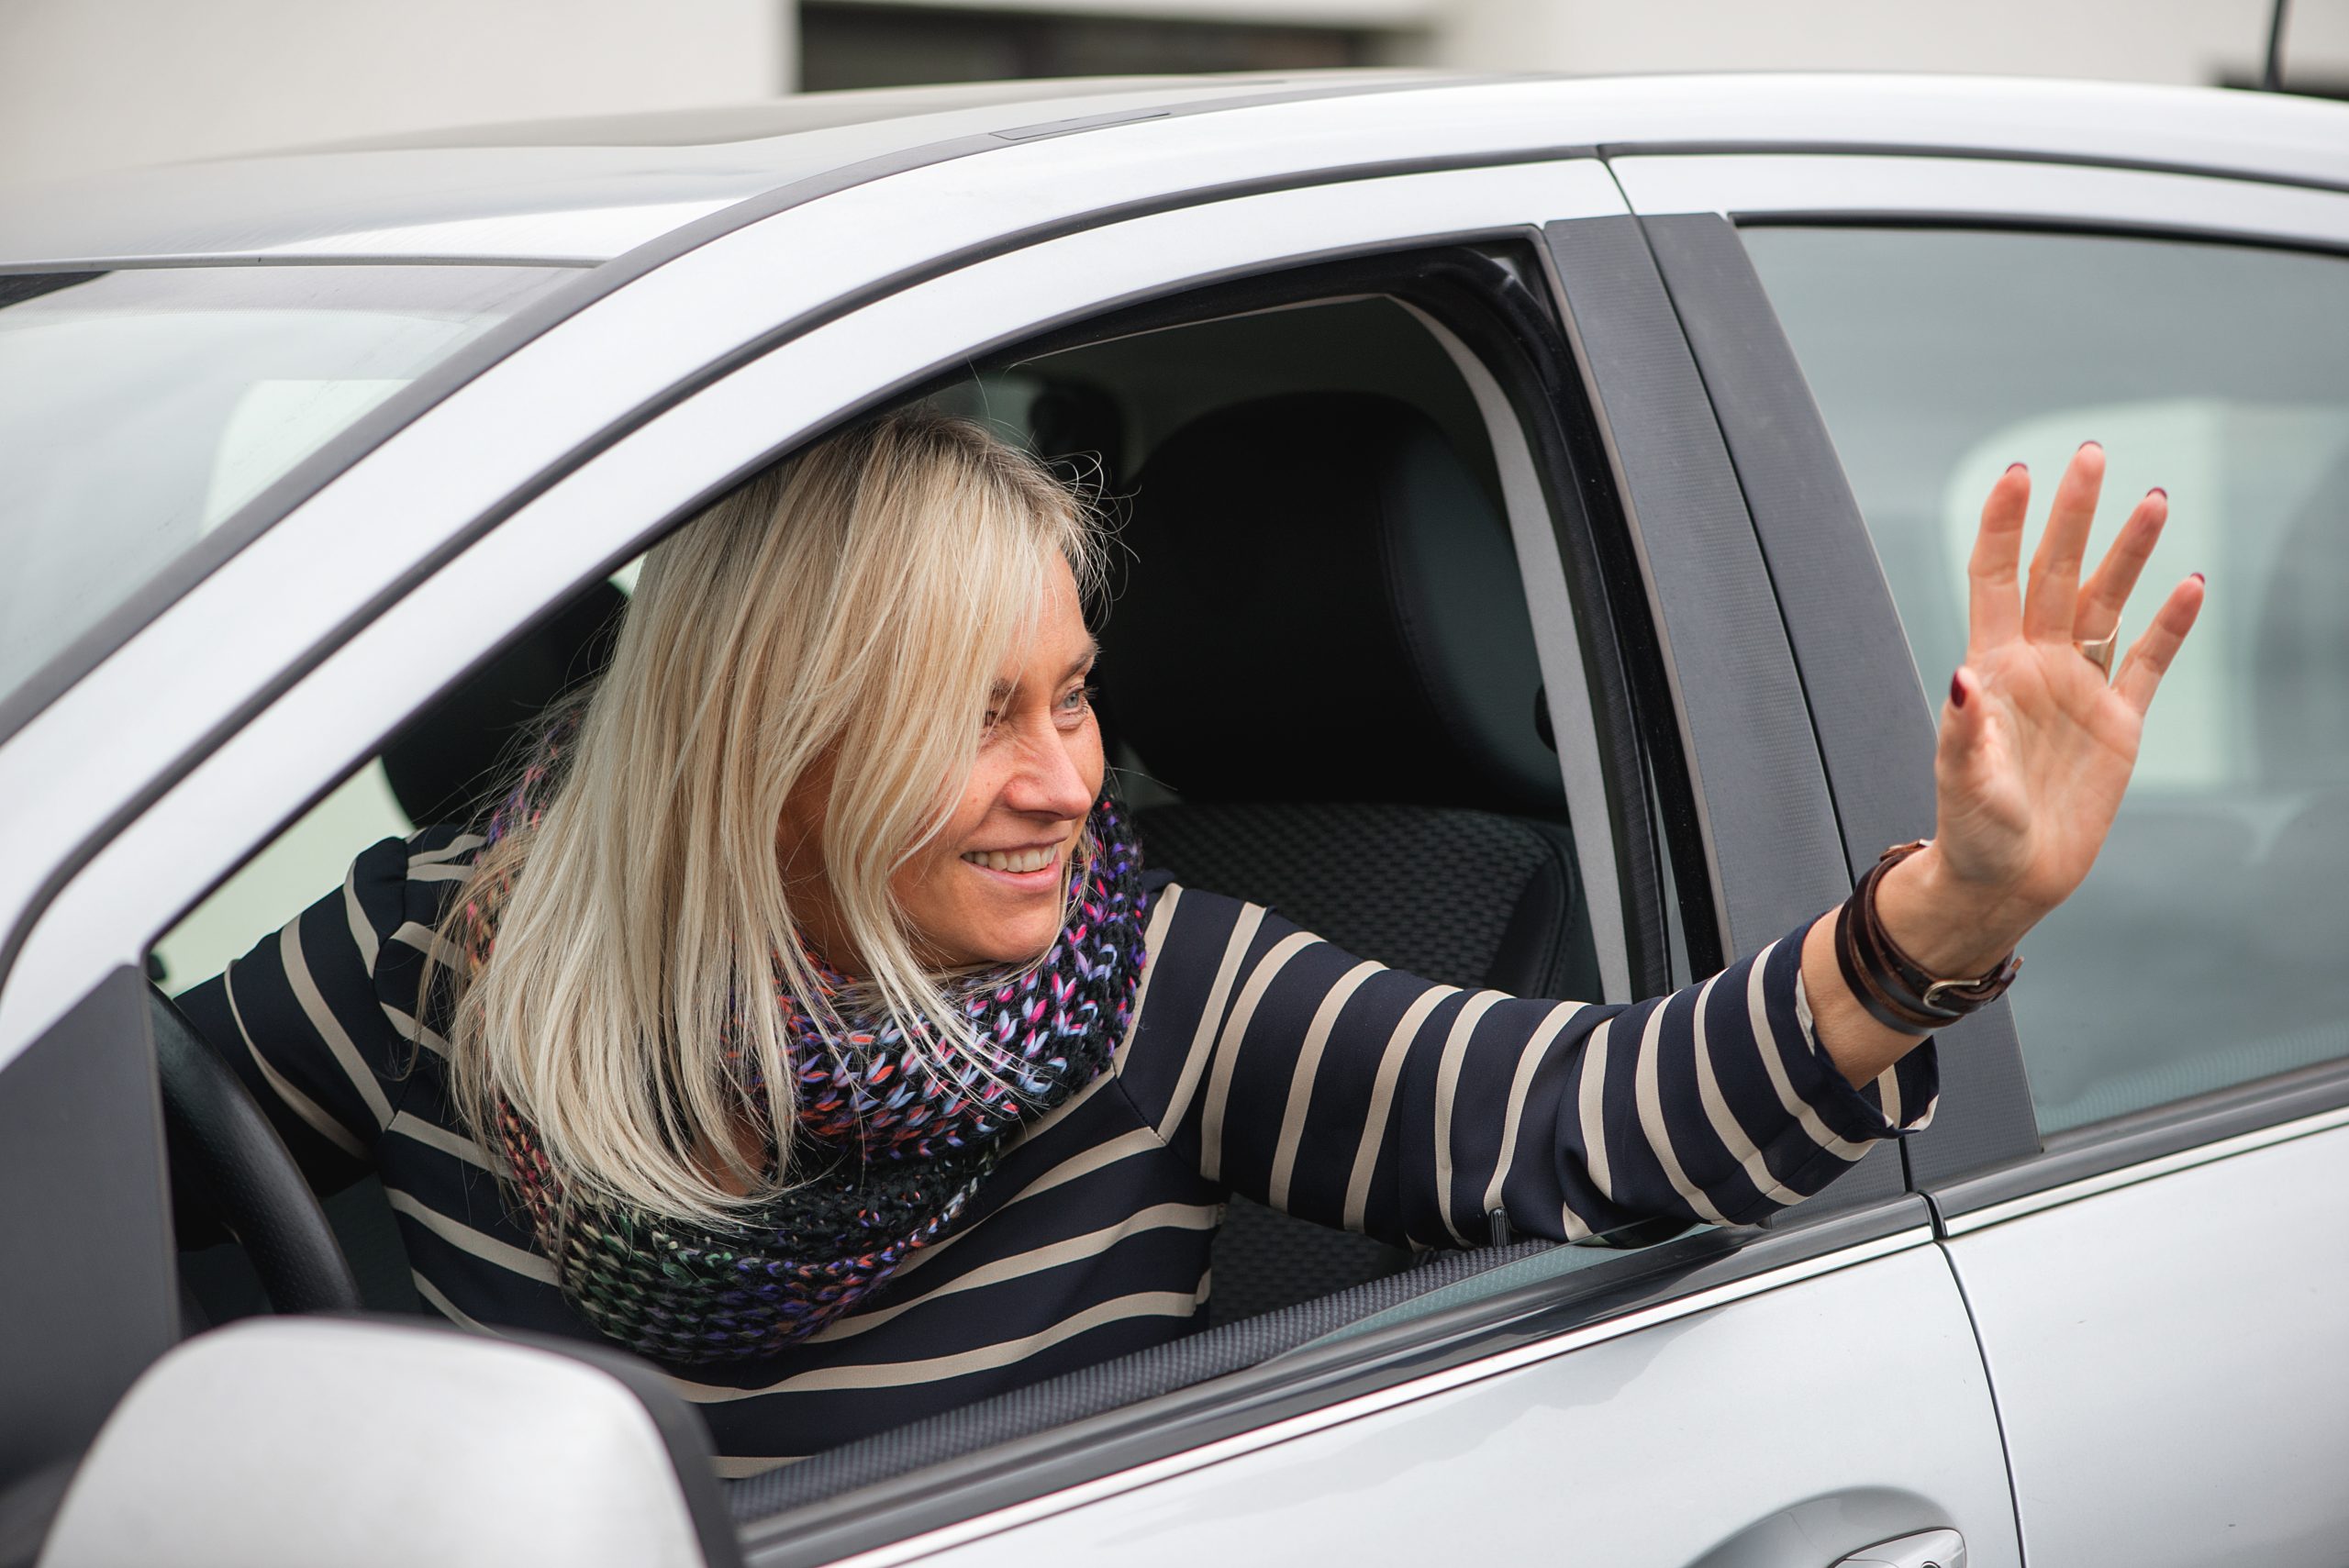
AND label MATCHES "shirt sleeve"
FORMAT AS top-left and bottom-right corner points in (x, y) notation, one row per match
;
(1115, 883), (1938, 1248)
(172, 826), (483, 1195)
